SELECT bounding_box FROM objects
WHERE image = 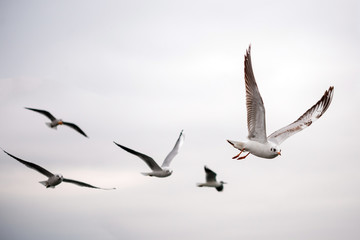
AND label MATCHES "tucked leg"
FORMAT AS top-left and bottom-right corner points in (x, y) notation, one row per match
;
(237, 152), (250, 160)
(232, 149), (244, 159)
